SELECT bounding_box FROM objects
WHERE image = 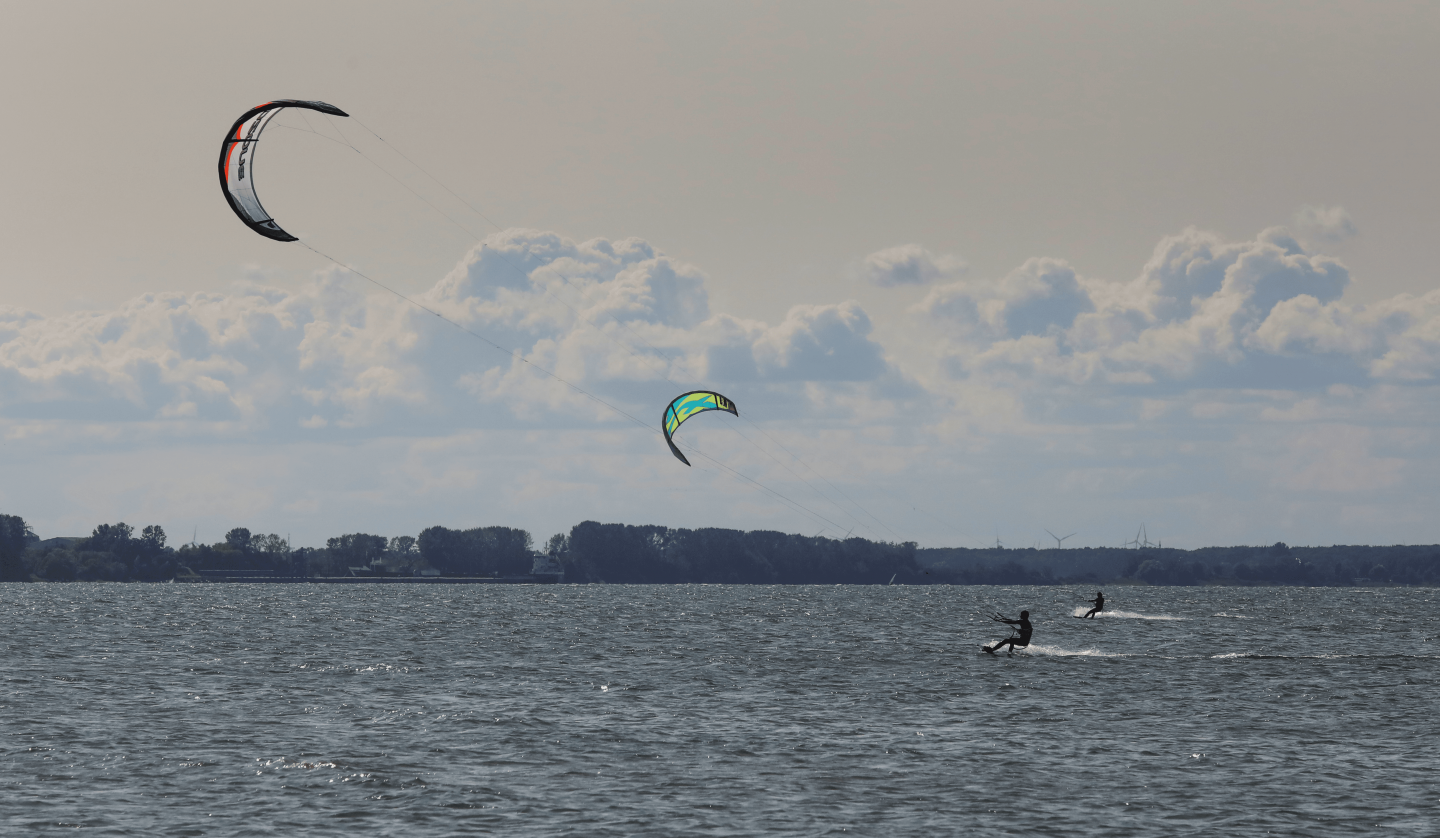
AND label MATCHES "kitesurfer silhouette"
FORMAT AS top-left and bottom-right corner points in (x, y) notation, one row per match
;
(1081, 591), (1104, 619)
(985, 611), (1032, 654)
